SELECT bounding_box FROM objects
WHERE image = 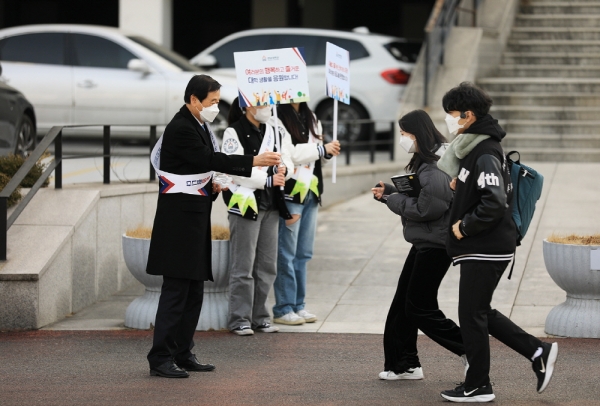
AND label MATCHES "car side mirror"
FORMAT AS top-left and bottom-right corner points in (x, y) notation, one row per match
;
(127, 59), (151, 75)
(192, 54), (218, 69)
